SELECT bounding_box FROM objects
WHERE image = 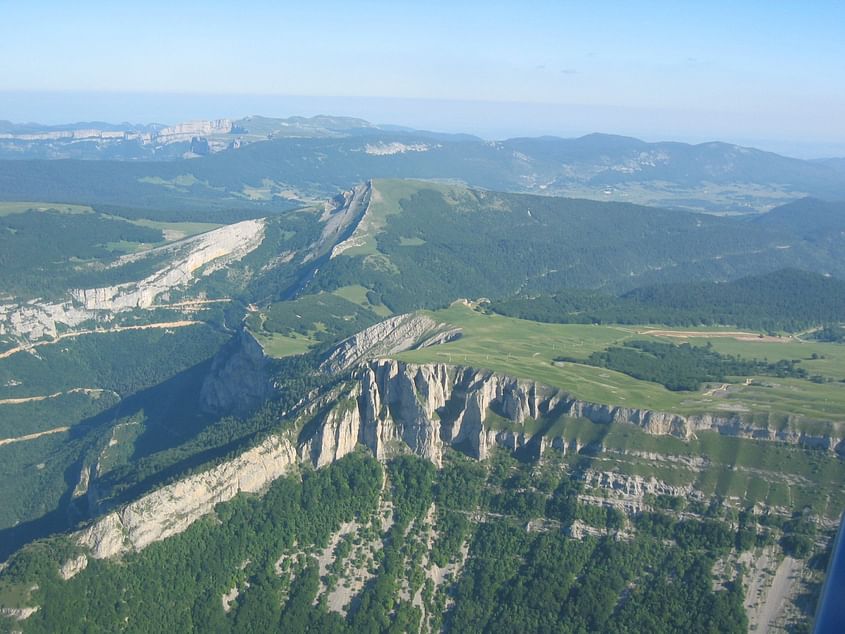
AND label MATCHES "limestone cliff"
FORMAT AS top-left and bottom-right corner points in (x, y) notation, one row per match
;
(77, 434), (297, 559)
(319, 313), (460, 374)
(301, 359), (845, 469)
(0, 118), (231, 146)
(154, 119), (233, 144)
(69, 358), (843, 564)
(200, 329), (275, 416)
(71, 218), (265, 311)
(0, 219), (264, 341)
